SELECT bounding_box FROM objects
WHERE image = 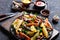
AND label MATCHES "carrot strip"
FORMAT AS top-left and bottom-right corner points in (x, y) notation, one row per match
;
(20, 32), (31, 40)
